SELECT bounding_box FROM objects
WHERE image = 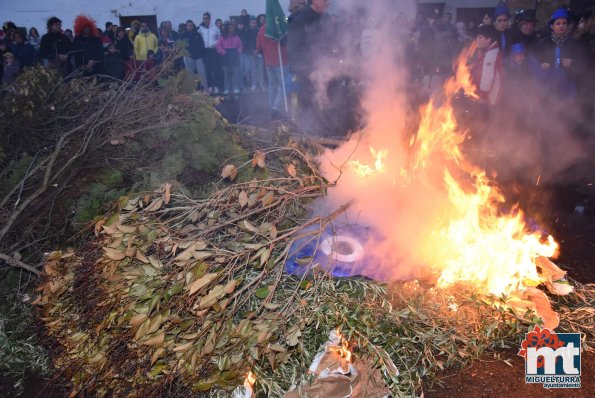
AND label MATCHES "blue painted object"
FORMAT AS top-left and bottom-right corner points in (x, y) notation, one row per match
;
(285, 223), (373, 277)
